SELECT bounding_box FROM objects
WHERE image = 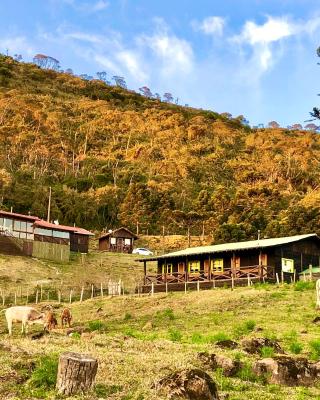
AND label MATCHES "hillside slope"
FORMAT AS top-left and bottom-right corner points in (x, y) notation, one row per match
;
(1, 55), (320, 242)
